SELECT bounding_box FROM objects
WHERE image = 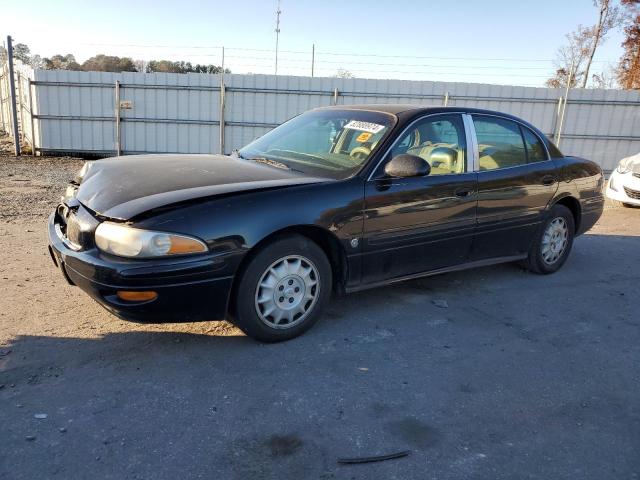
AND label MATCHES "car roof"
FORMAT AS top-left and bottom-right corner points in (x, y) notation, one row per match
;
(314, 104), (544, 135)
(315, 104), (526, 120)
